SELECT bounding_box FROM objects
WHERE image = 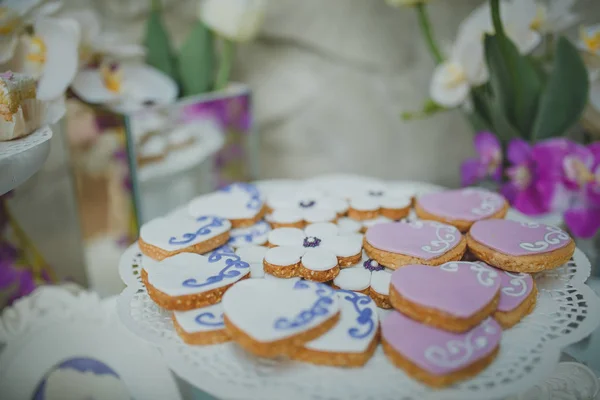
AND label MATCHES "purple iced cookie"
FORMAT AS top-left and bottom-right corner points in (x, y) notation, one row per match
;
(364, 220), (466, 269)
(389, 262), (501, 332)
(416, 188), (507, 232)
(468, 219), (575, 273)
(382, 312), (501, 387)
(492, 267), (537, 328)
